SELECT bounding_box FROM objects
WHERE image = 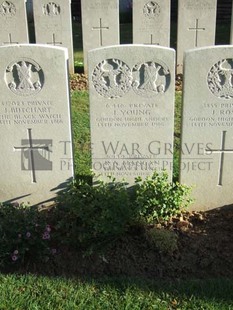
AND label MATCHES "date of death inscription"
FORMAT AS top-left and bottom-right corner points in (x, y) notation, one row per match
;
(0, 100), (64, 125)
(188, 103), (233, 128)
(95, 103), (169, 128)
